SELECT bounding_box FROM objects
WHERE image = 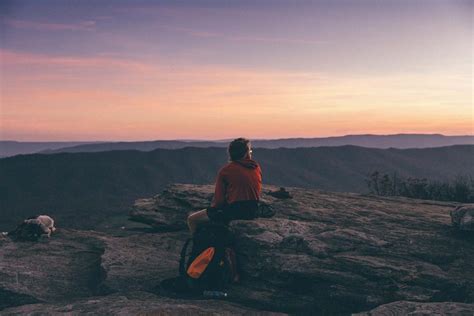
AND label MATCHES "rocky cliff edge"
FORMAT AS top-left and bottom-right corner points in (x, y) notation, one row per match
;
(1, 184), (473, 315)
